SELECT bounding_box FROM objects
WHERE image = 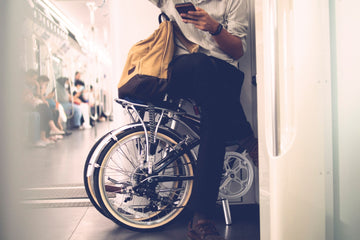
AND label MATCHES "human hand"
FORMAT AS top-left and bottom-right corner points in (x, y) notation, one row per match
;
(180, 7), (219, 34)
